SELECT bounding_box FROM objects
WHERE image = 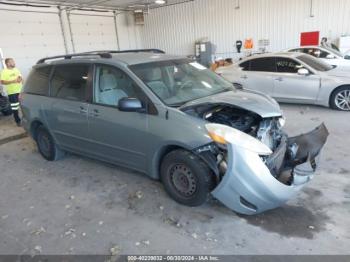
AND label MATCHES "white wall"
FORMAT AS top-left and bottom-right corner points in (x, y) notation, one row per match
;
(141, 0), (350, 59)
(0, 6), (66, 77)
(0, 5), (141, 78)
